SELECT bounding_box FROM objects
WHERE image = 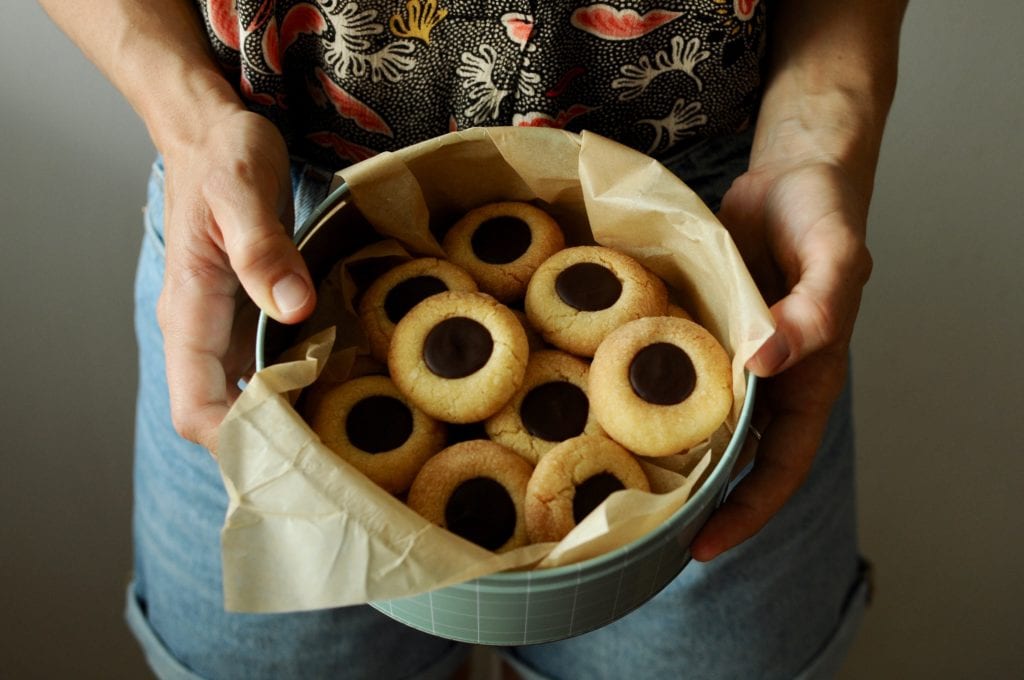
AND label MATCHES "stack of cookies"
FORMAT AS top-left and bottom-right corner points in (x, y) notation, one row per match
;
(305, 202), (733, 553)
